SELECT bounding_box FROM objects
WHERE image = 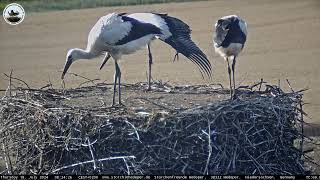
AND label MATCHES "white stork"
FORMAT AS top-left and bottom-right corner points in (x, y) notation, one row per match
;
(213, 15), (247, 99)
(8, 10), (19, 16)
(61, 12), (212, 106)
